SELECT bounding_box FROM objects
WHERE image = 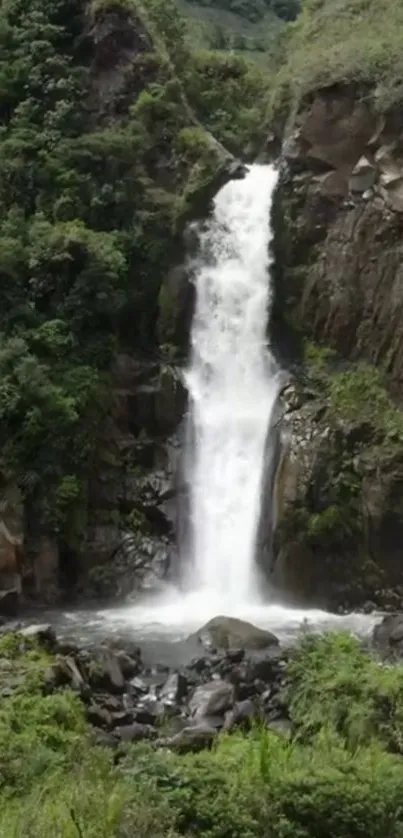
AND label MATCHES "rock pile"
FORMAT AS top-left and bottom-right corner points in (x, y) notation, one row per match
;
(3, 617), (290, 753)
